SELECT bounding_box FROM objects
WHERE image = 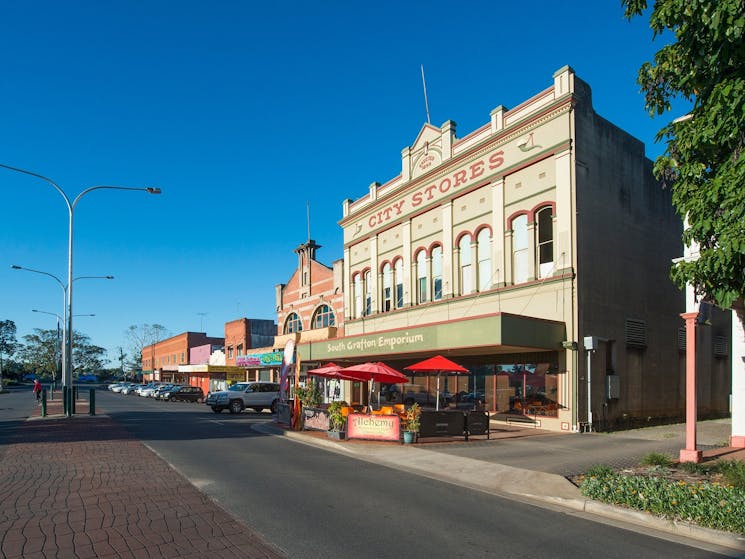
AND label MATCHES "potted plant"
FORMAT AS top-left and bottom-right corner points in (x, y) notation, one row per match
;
(327, 400), (347, 440)
(403, 402), (421, 444)
(295, 378), (322, 409)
